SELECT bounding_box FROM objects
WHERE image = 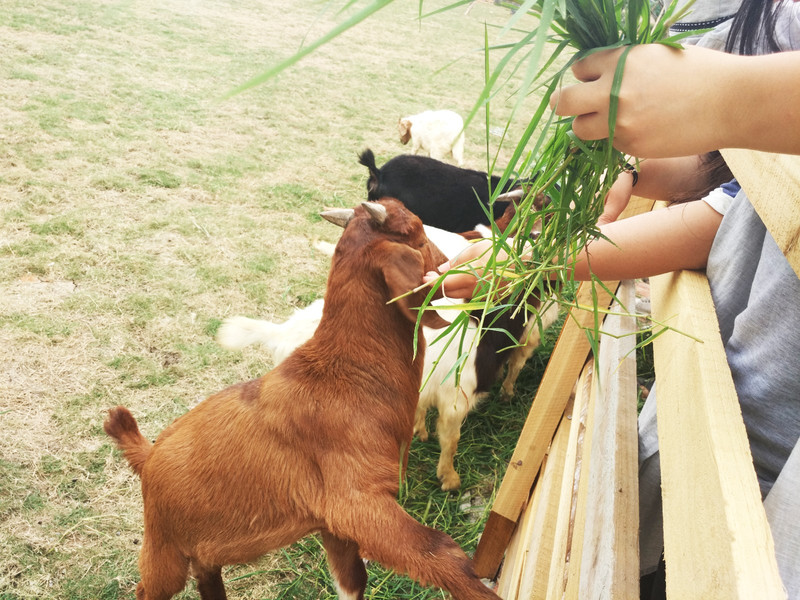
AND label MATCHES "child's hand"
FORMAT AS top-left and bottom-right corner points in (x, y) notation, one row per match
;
(423, 239), (499, 300)
(598, 170), (636, 226)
